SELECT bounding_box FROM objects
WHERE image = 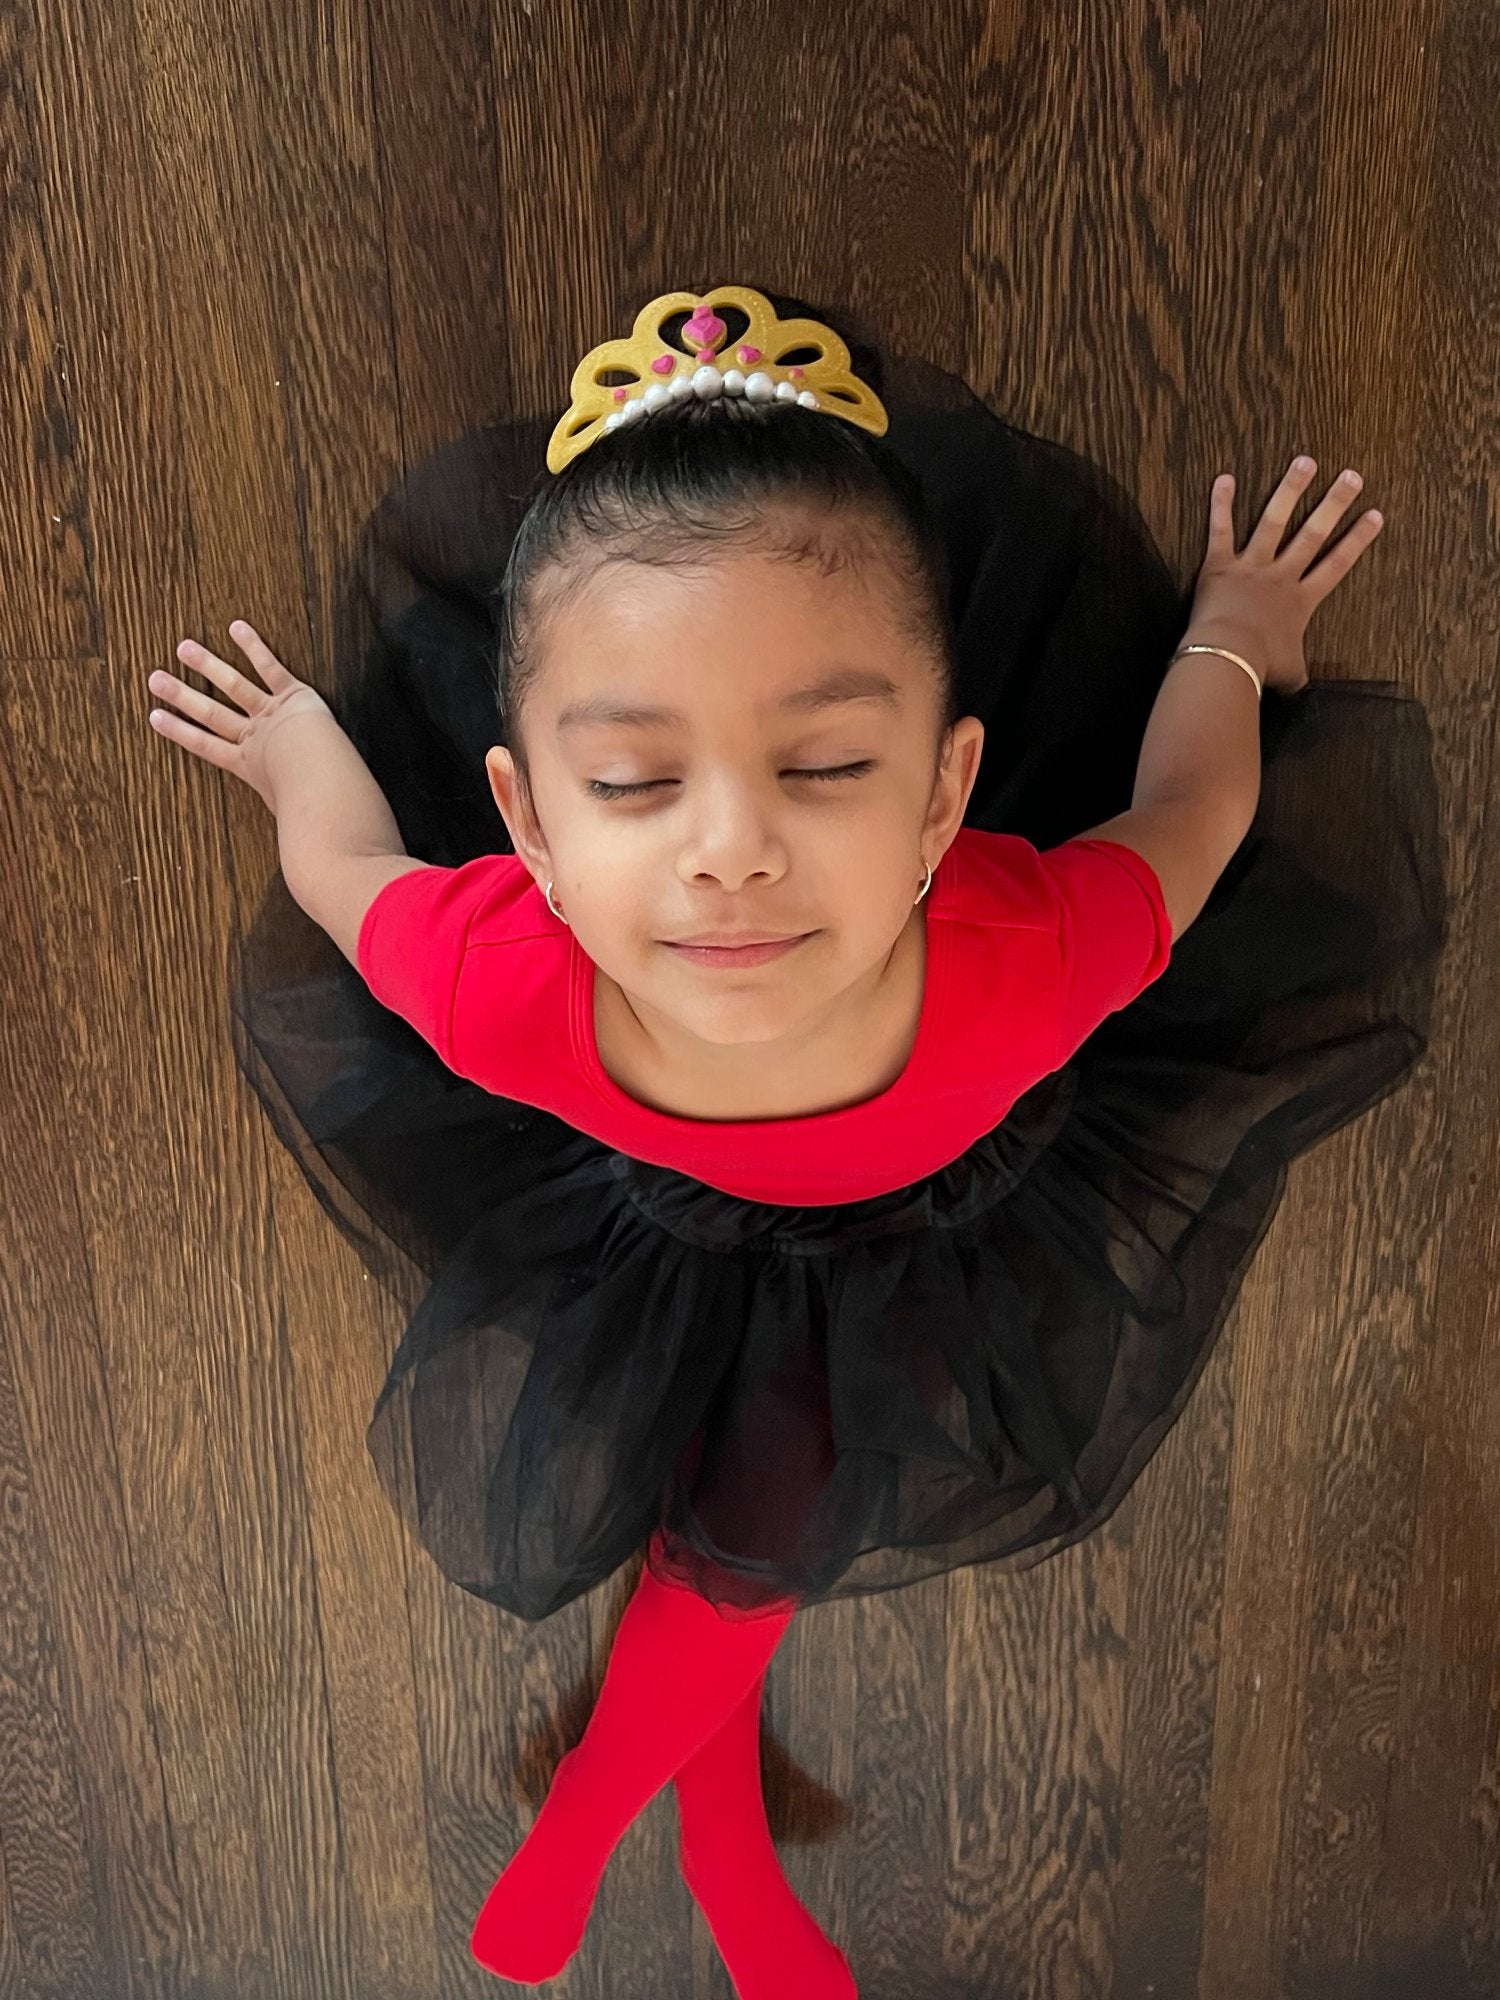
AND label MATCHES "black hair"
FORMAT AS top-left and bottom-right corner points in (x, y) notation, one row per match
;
(492, 287), (959, 813)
